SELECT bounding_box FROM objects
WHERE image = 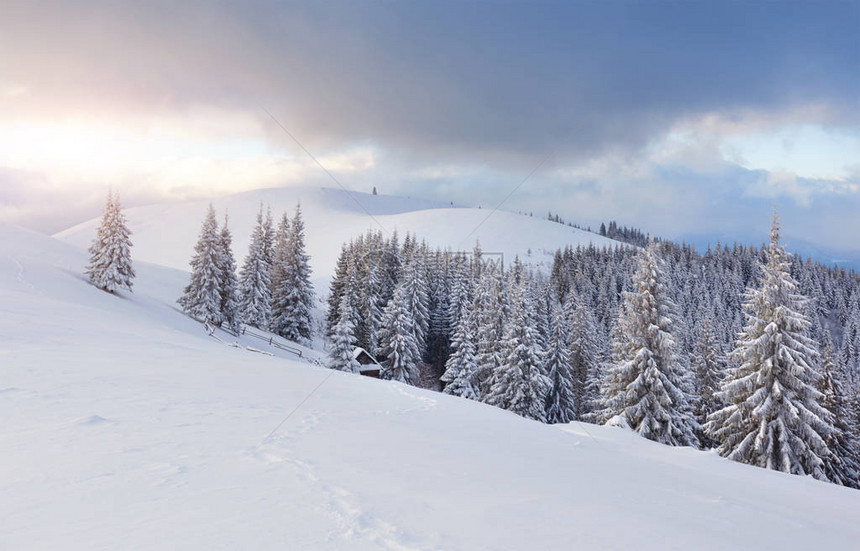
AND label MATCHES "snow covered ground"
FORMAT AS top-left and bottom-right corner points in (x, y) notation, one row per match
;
(54, 186), (622, 291)
(3, 223), (860, 549)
